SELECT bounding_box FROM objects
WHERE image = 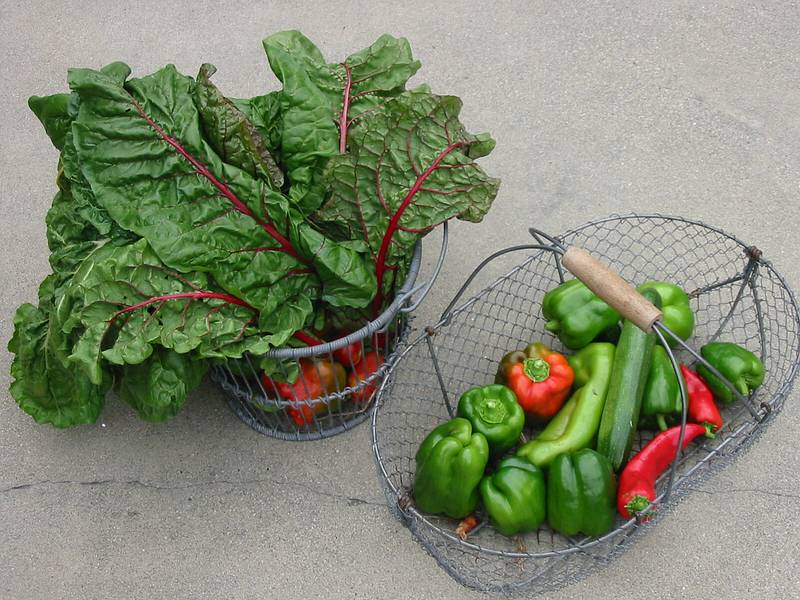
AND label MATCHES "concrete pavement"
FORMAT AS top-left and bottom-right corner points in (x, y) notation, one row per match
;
(2, 2), (799, 598)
